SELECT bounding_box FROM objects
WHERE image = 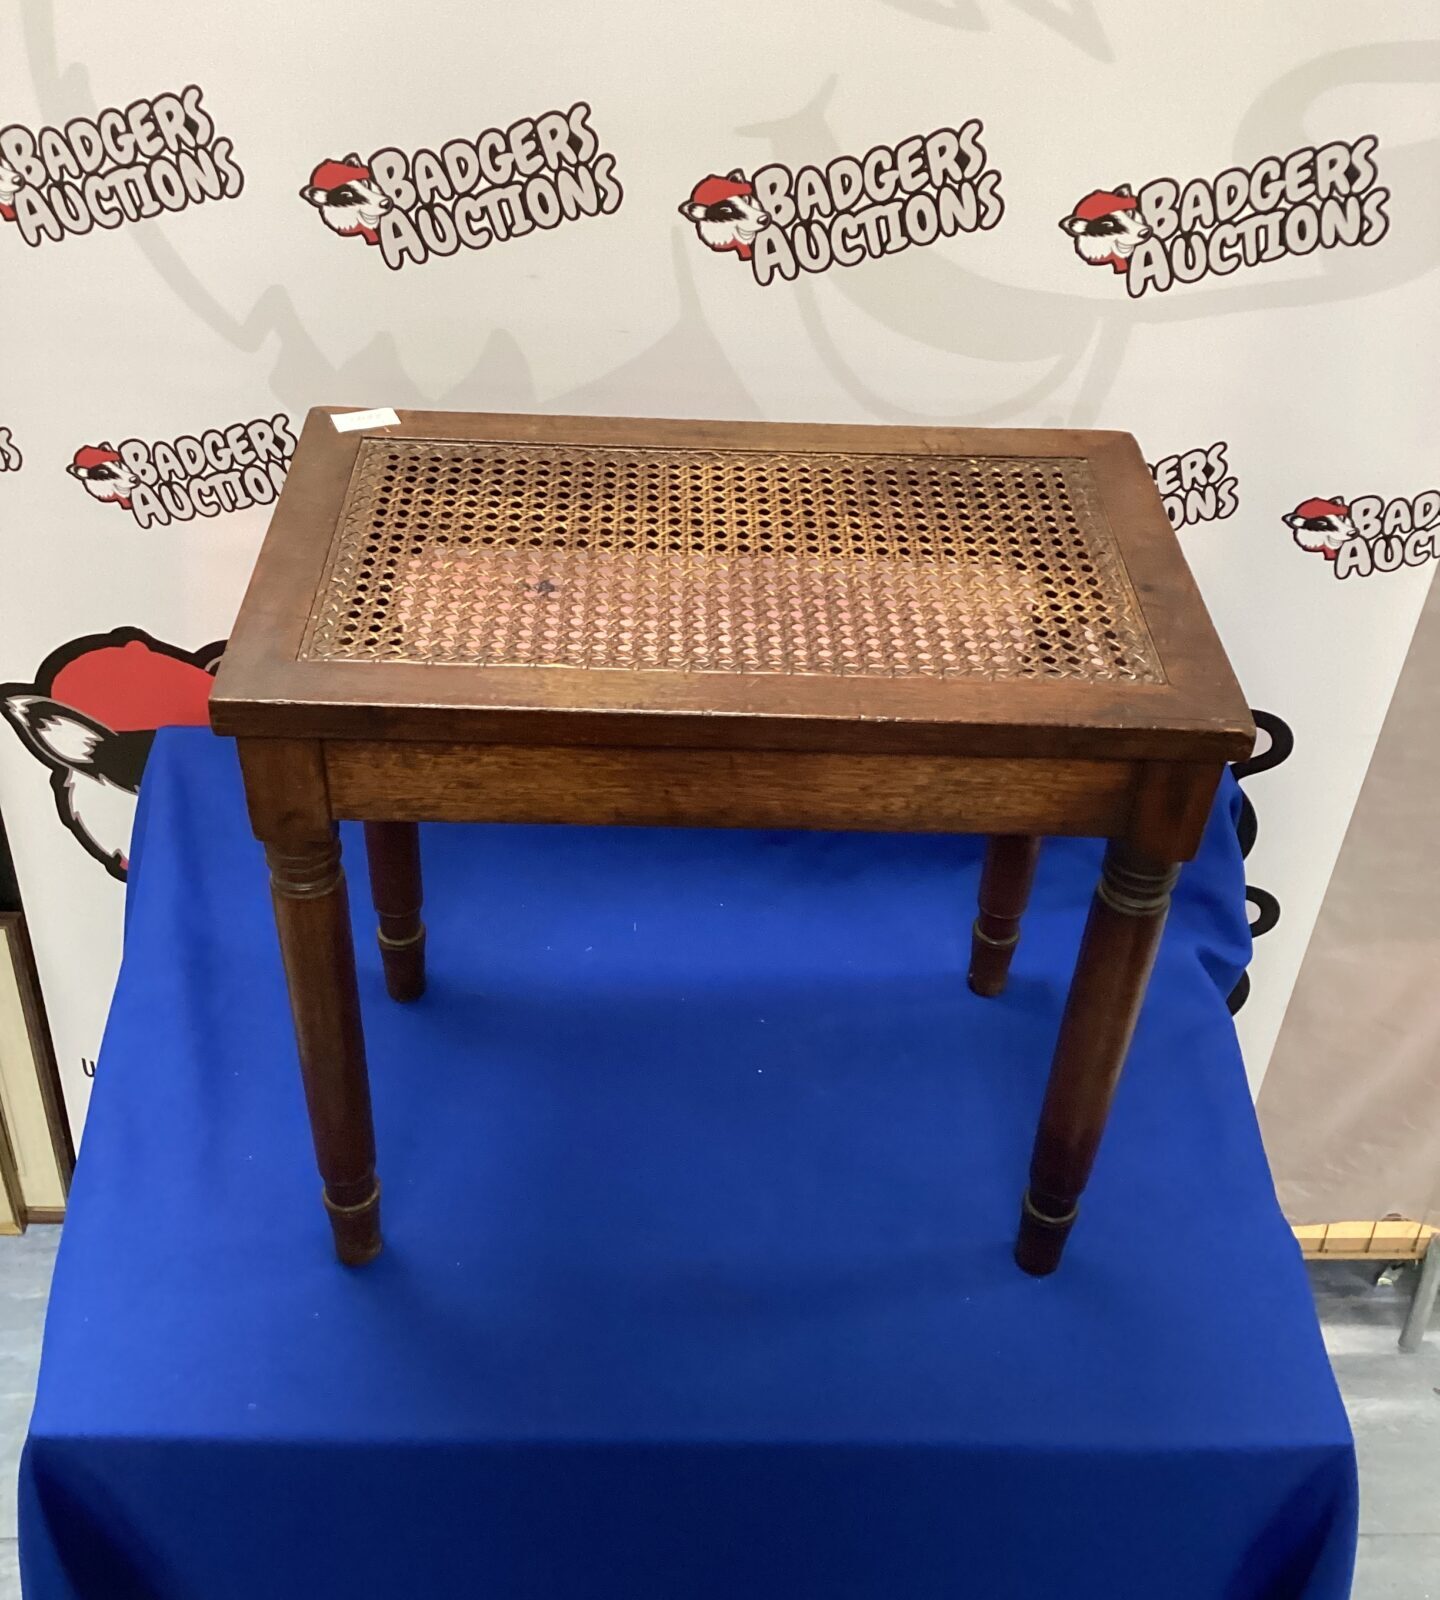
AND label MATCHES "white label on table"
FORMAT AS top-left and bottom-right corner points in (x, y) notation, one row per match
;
(331, 407), (401, 433)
